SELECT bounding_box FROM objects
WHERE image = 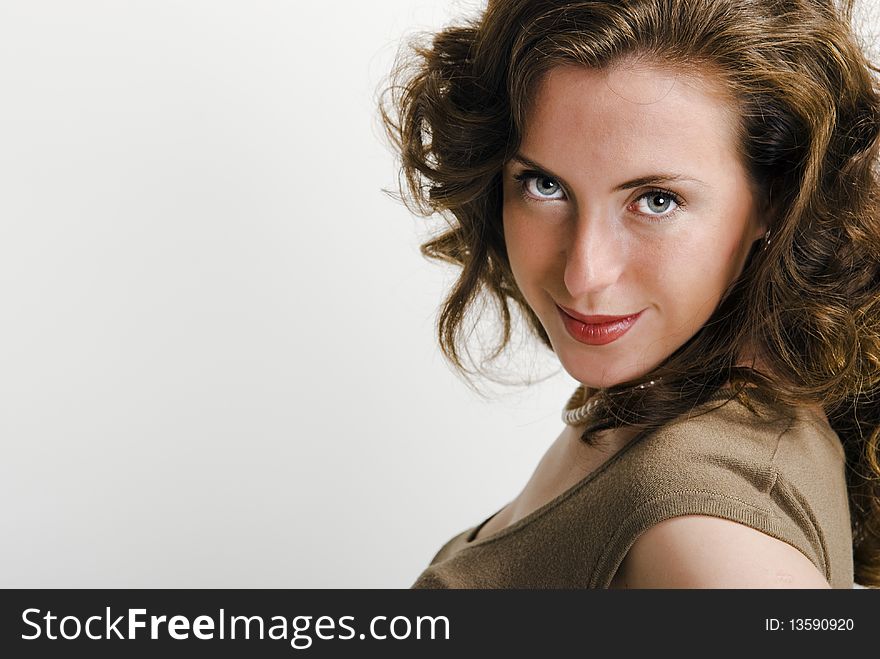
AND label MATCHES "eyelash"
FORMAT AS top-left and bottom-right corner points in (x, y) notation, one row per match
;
(511, 170), (686, 221)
